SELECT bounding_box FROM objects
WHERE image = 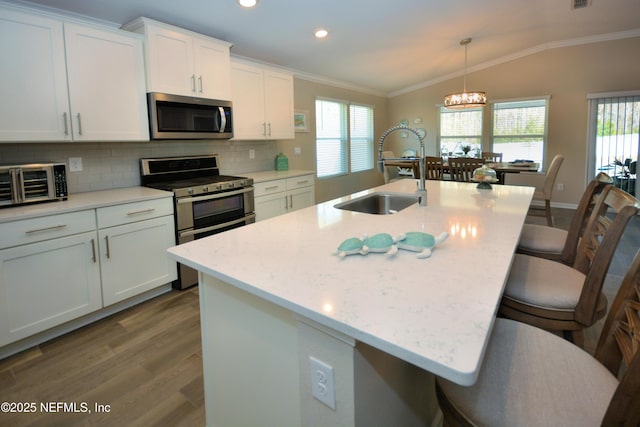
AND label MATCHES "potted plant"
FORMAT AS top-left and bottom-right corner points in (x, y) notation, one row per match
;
(461, 145), (472, 157)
